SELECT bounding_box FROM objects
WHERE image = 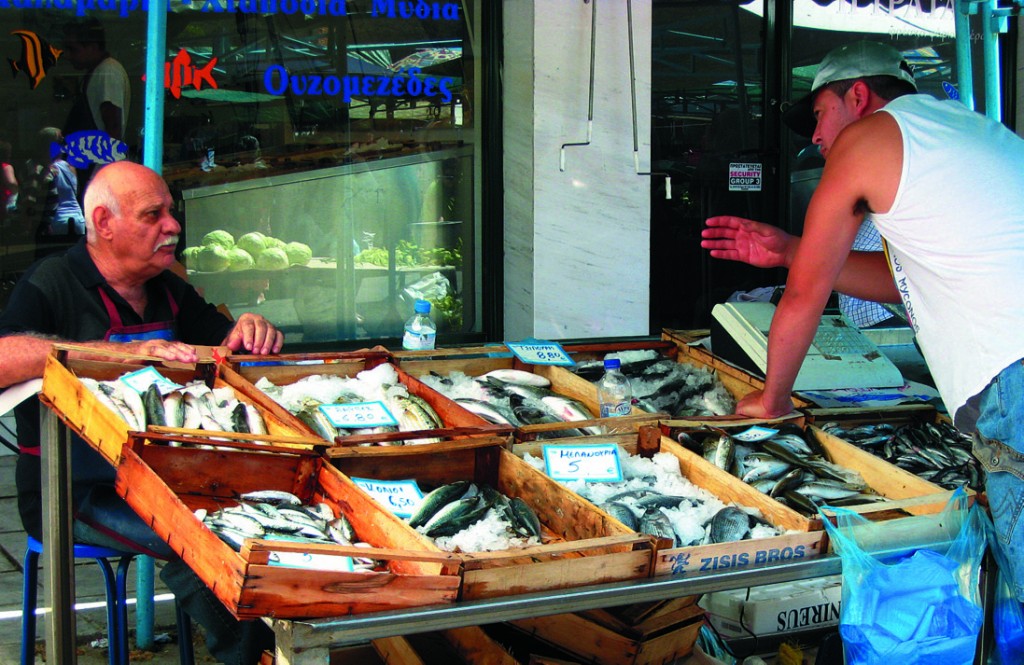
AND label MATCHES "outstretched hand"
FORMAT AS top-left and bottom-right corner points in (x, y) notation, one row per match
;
(701, 216), (797, 269)
(734, 390), (795, 420)
(222, 312), (285, 356)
